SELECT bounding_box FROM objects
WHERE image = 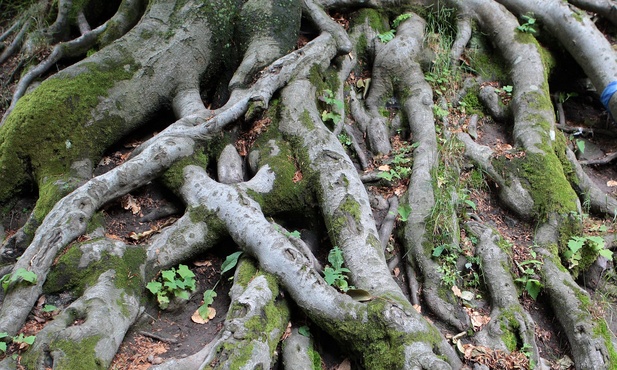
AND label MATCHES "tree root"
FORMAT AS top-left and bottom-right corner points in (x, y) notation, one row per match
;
(153, 259), (289, 370)
(467, 221), (543, 367)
